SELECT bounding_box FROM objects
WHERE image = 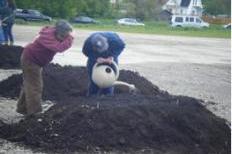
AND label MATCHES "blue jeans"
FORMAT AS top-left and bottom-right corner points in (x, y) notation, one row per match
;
(2, 23), (14, 43)
(0, 26), (4, 43)
(88, 80), (114, 96)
